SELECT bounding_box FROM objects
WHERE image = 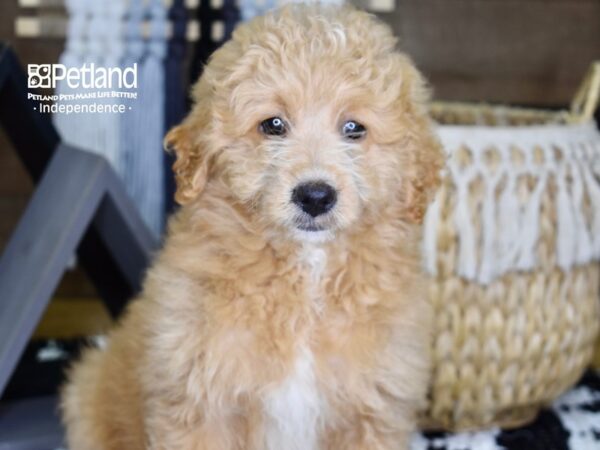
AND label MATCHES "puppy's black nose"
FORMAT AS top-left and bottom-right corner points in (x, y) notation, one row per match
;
(292, 181), (337, 217)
